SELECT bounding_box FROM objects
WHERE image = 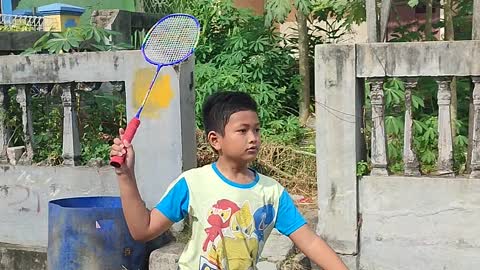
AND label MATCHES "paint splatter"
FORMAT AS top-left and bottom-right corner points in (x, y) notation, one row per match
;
(132, 68), (174, 118)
